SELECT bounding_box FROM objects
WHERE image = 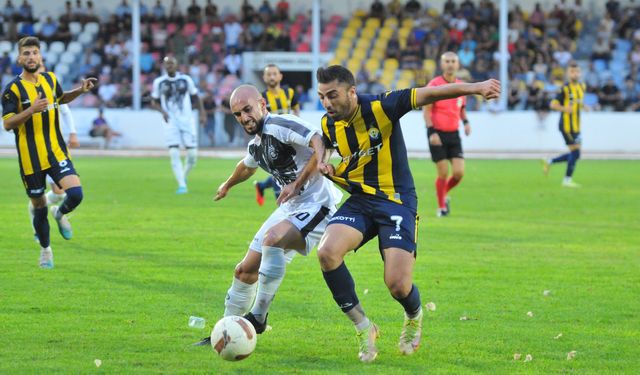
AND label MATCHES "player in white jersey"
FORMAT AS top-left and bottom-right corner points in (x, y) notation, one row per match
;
(194, 85), (342, 344)
(27, 65), (80, 242)
(151, 56), (205, 194)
